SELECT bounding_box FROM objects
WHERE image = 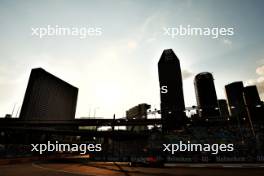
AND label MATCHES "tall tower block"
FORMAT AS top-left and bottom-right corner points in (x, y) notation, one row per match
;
(158, 49), (186, 132)
(194, 72), (219, 120)
(225, 81), (247, 121)
(20, 68), (78, 121)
